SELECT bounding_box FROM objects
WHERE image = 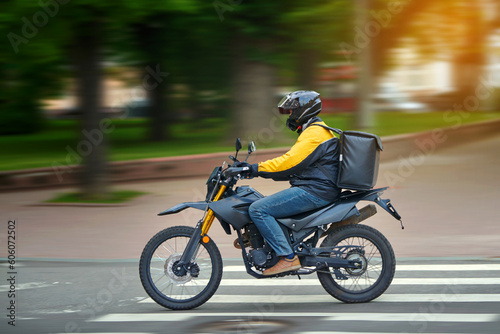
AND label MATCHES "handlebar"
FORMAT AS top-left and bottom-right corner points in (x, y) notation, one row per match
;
(224, 166), (250, 177)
